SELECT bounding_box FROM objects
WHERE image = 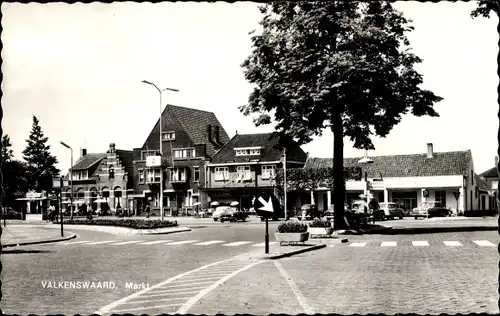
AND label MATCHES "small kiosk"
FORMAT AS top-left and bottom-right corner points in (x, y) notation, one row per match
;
(16, 191), (57, 221)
